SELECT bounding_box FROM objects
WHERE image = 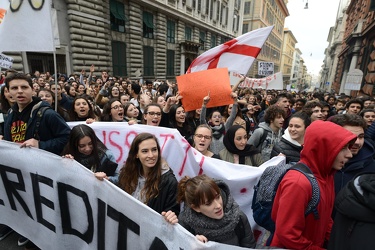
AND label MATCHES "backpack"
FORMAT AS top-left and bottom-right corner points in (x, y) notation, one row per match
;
(252, 162), (320, 234)
(254, 128), (268, 149)
(33, 106), (50, 141)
